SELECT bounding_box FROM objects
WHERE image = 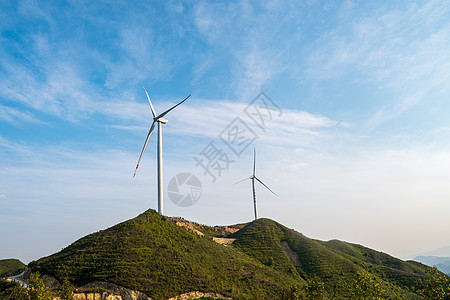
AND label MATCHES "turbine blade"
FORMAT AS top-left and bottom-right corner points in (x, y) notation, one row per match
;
(253, 147), (256, 176)
(233, 177), (251, 186)
(133, 121), (156, 178)
(156, 94), (191, 120)
(254, 177), (278, 196)
(143, 87), (157, 118)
